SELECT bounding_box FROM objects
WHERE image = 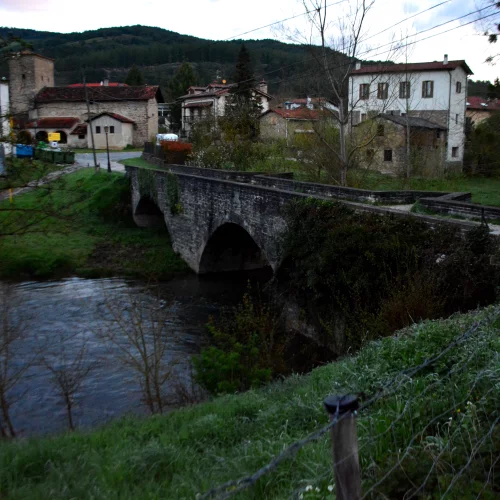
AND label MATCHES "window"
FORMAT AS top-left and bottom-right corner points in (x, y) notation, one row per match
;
(361, 113), (367, 122)
(41, 76), (44, 82)
(384, 149), (393, 162)
(422, 80), (434, 98)
(377, 82), (388, 99)
(96, 126), (101, 134)
(22, 74), (26, 80)
(455, 114), (459, 124)
(359, 83), (370, 100)
(436, 130), (441, 139)
(399, 81), (410, 99)
(456, 81), (462, 93)
(110, 126), (115, 134)
(78, 134), (85, 139)
(452, 147), (459, 158)
(377, 124), (385, 136)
